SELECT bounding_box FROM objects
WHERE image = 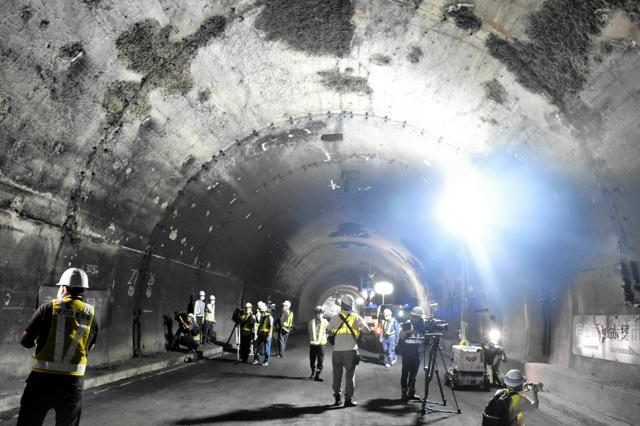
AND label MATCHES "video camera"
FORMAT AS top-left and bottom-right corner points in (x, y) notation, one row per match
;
(231, 308), (243, 325)
(424, 316), (448, 334)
